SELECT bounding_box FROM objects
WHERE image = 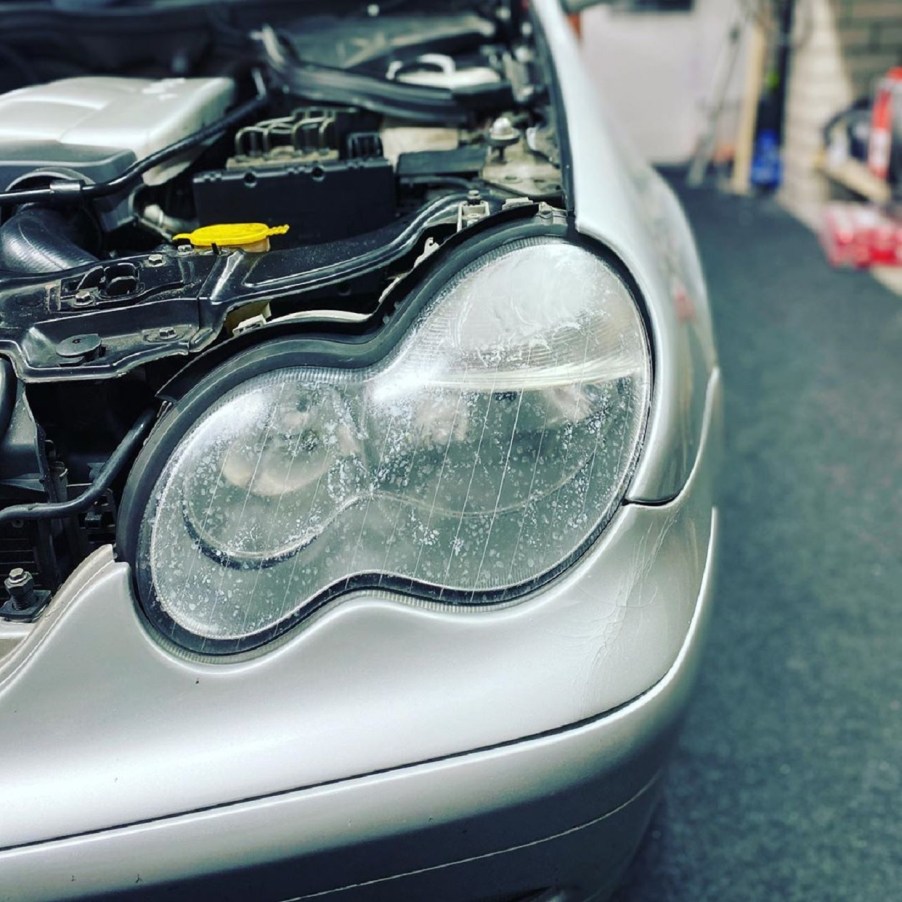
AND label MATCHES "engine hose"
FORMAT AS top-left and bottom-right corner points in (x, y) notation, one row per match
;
(0, 206), (98, 274)
(0, 409), (156, 526)
(256, 26), (471, 124)
(0, 90), (268, 209)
